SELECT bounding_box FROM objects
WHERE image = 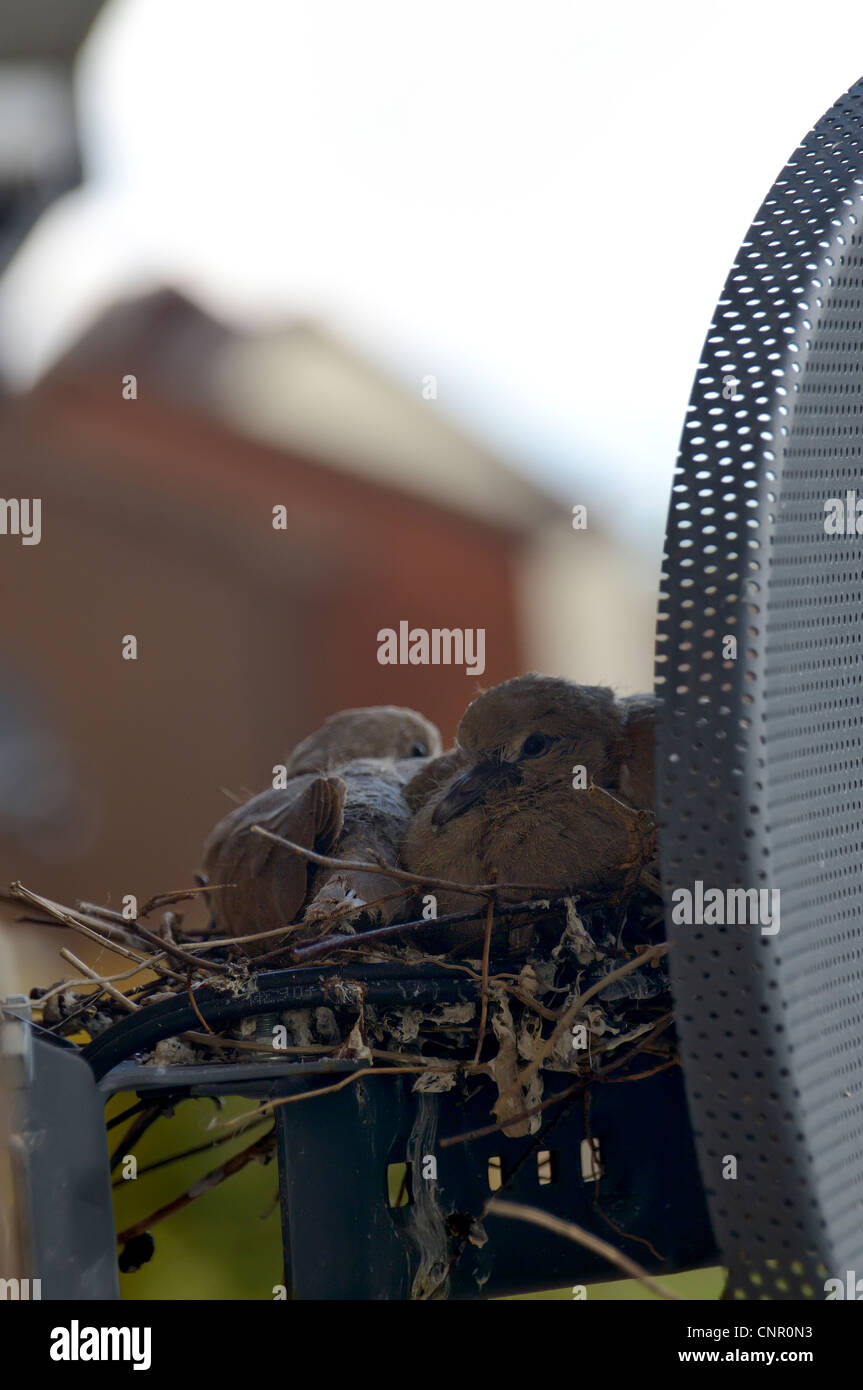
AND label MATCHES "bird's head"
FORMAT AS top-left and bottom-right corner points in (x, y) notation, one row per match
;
(286, 706), (442, 775)
(430, 675), (654, 826)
